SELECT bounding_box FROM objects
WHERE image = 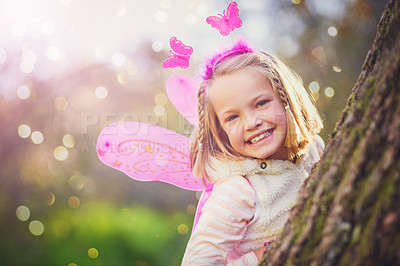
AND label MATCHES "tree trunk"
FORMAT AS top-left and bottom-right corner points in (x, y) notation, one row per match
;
(260, 0), (400, 265)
